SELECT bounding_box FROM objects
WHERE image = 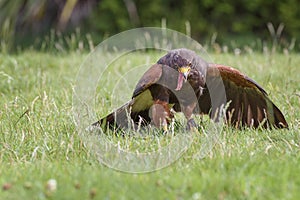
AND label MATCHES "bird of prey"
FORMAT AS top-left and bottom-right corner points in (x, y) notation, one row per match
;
(93, 48), (288, 131)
